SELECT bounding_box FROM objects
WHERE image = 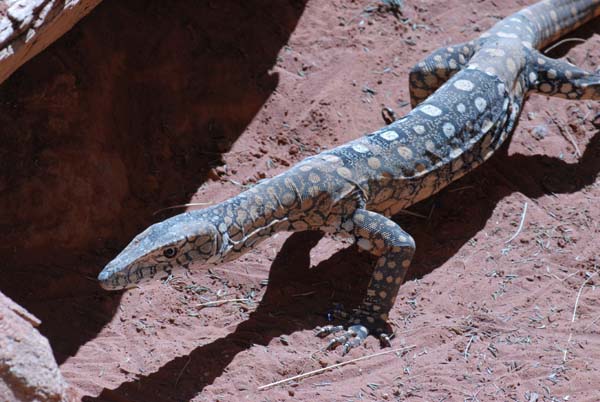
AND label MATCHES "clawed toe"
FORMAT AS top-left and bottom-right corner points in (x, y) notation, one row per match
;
(315, 325), (345, 337)
(316, 323), (372, 354)
(379, 332), (393, 347)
